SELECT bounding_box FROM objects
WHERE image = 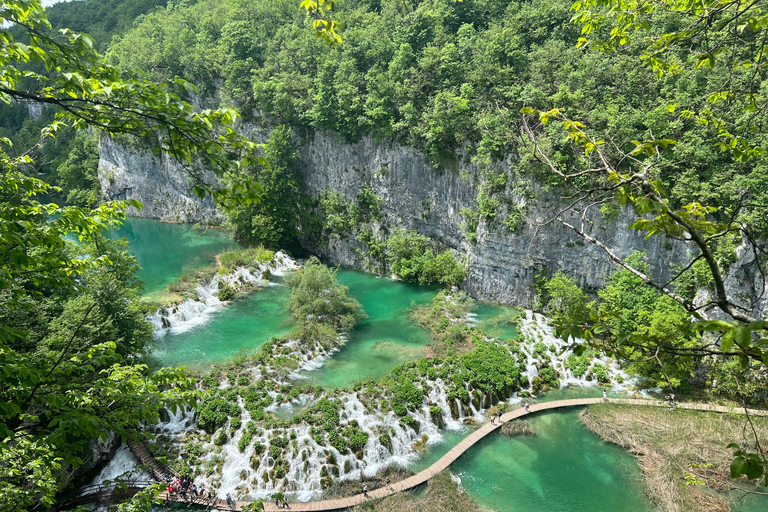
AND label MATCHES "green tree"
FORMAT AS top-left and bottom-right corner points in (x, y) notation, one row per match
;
(225, 125), (304, 251)
(55, 134), (99, 207)
(287, 256), (364, 332)
(542, 271), (595, 327)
